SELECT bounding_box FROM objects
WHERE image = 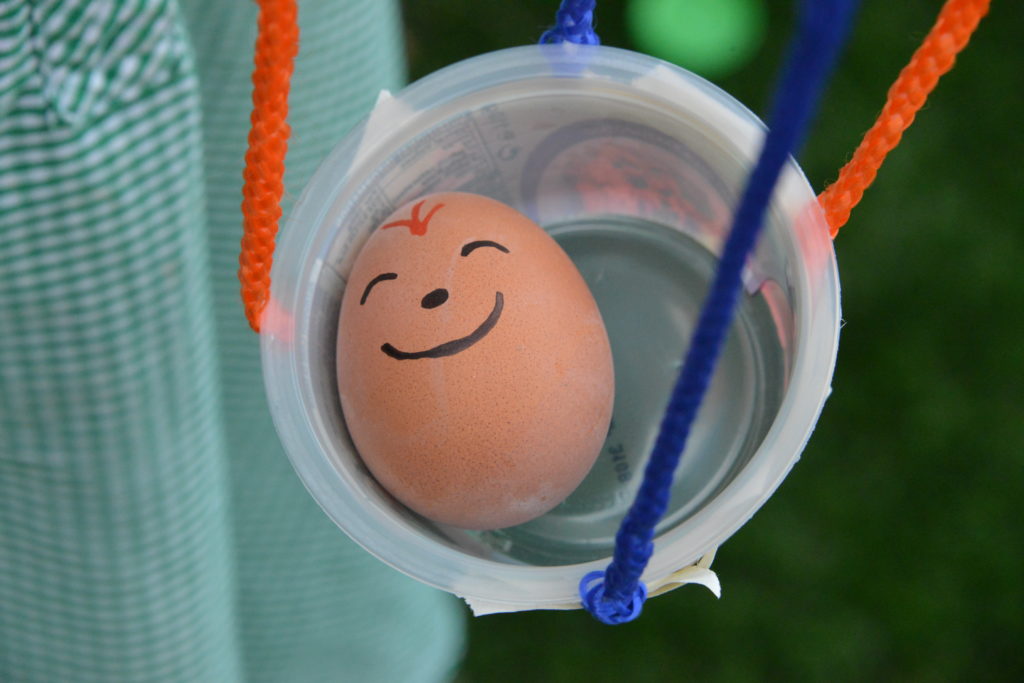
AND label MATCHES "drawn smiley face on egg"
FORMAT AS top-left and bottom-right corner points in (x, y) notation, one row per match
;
(337, 192), (615, 530)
